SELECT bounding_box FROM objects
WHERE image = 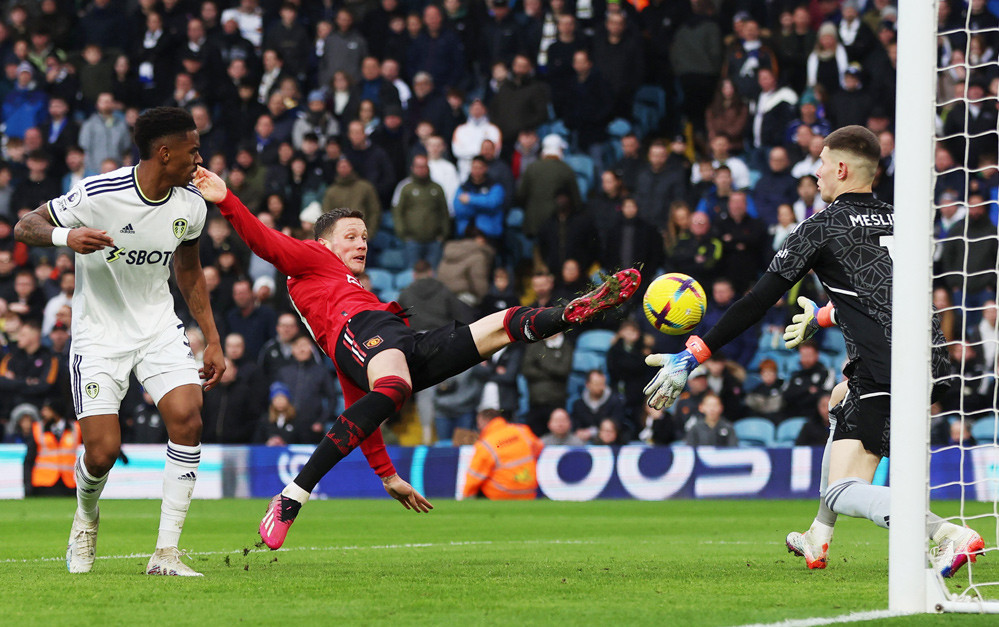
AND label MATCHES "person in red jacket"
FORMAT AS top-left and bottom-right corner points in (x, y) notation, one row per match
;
(193, 166), (640, 549)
